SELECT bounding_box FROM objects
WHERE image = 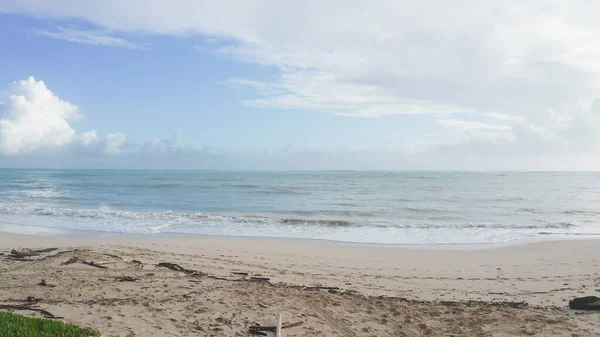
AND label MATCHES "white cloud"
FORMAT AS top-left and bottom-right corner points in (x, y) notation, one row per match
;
(433, 98), (600, 156)
(0, 77), (124, 155)
(37, 27), (145, 49)
(436, 119), (512, 133)
(104, 133), (127, 154)
(481, 113), (527, 122)
(0, 76), (82, 155)
(2, 1), (599, 120)
(2, 1), (600, 161)
(141, 133), (183, 154)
